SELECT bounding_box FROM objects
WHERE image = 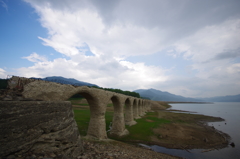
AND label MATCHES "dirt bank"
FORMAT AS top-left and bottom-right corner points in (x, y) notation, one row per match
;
(141, 103), (230, 150)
